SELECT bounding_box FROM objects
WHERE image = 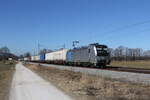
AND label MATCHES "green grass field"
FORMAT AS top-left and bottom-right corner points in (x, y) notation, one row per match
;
(110, 60), (150, 69)
(0, 61), (16, 100)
